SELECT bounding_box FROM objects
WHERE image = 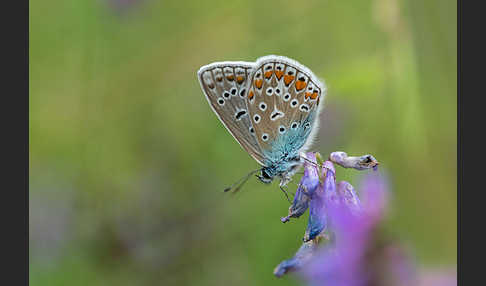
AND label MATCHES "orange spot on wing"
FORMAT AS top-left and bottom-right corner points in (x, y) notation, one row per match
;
(284, 75), (295, 86)
(310, 91), (319, 100)
(255, 79), (263, 89)
(305, 92), (312, 100)
(226, 75), (234, 81)
(295, 80), (307, 91)
(248, 90), (254, 100)
(275, 70), (284, 80)
(264, 71), (273, 79)
(236, 76), (245, 84)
